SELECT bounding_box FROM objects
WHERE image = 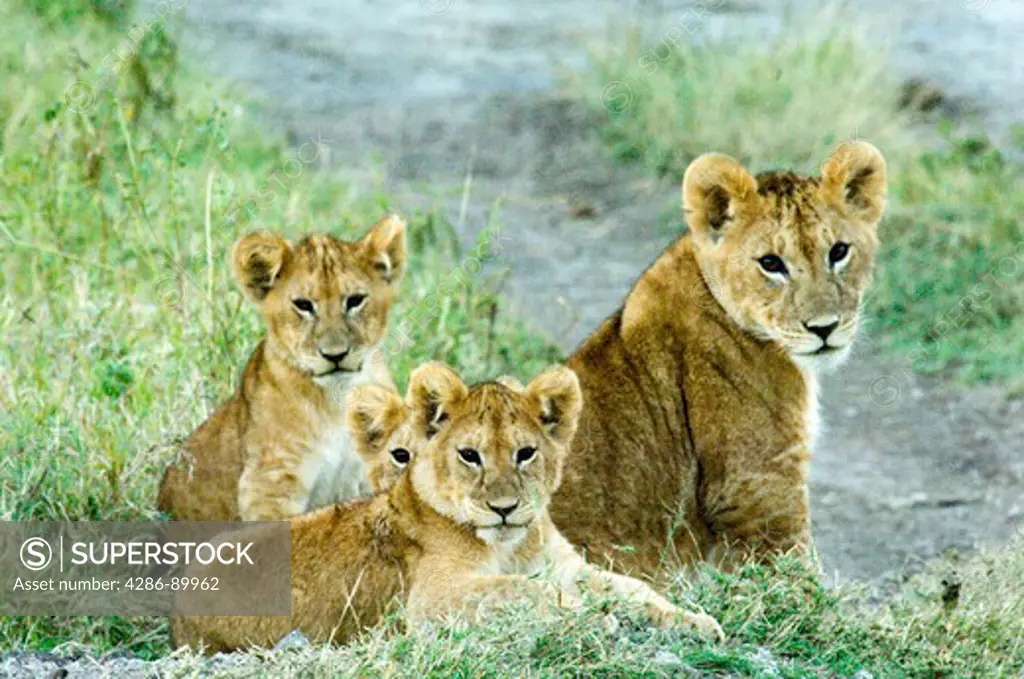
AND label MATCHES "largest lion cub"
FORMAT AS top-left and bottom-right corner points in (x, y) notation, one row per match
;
(552, 142), (887, 576)
(157, 216), (406, 521)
